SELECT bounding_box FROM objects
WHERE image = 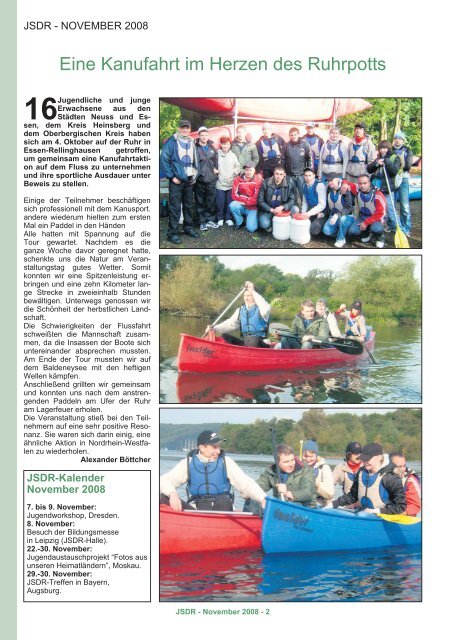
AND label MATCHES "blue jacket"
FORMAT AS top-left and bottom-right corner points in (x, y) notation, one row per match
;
(160, 134), (199, 183)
